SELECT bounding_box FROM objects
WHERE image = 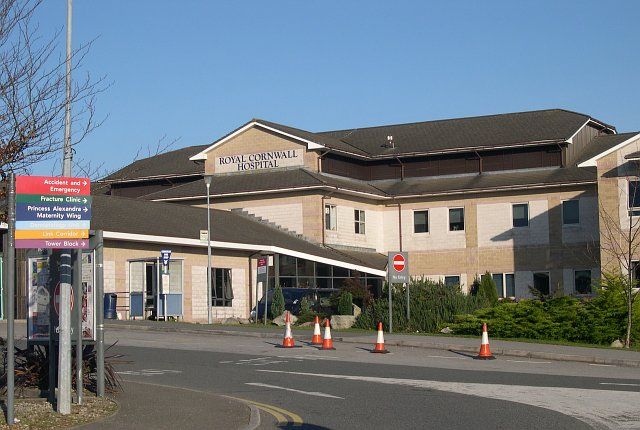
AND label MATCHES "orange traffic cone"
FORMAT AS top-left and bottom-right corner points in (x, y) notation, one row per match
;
(311, 316), (322, 345)
(371, 322), (389, 353)
(321, 319), (335, 350)
(280, 311), (295, 348)
(475, 323), (495, 360)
